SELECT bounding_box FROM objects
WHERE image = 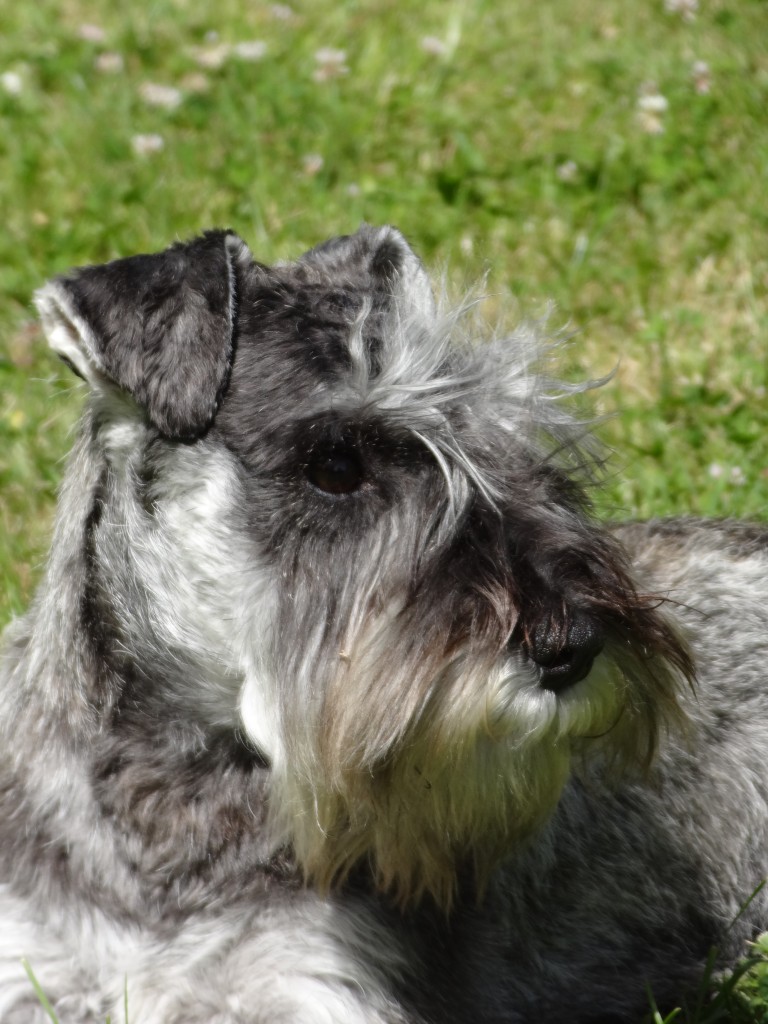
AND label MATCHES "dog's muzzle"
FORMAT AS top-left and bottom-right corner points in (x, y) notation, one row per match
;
(524, 611), (605, 693)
